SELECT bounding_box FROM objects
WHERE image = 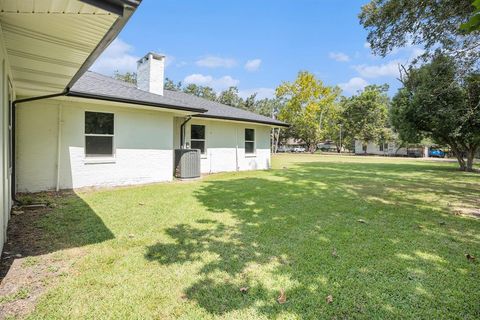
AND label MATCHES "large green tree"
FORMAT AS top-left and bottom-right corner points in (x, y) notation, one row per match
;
(461, 0), (480, 33)
(320, 101), (349, 152)
(164, 78), (182, 91)
(254, 98), (285, 152)
(391, 55), (480, 171)
(276, 71), (340, 152)
(217, 87), (243, 108)
(359, 0), (479, 69)
(341, 85), (390, 151)
(113, 70), (137, 85)
(183, 84), (217, 101)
